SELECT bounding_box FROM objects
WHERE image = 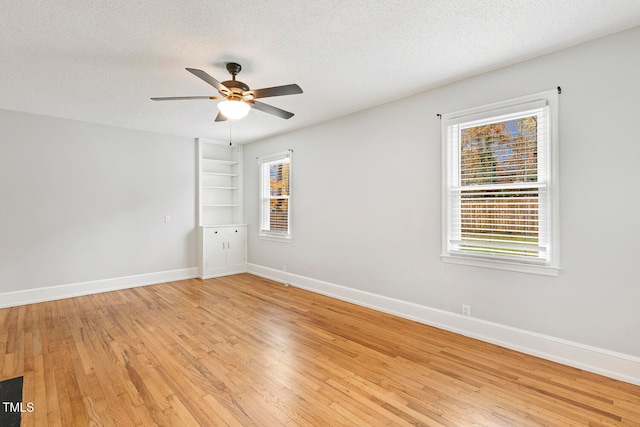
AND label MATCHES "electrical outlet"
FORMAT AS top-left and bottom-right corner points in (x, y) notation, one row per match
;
(282, 265), (287, 272)
(462, 305), (471, 317)
(164, 215), (171, 223)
